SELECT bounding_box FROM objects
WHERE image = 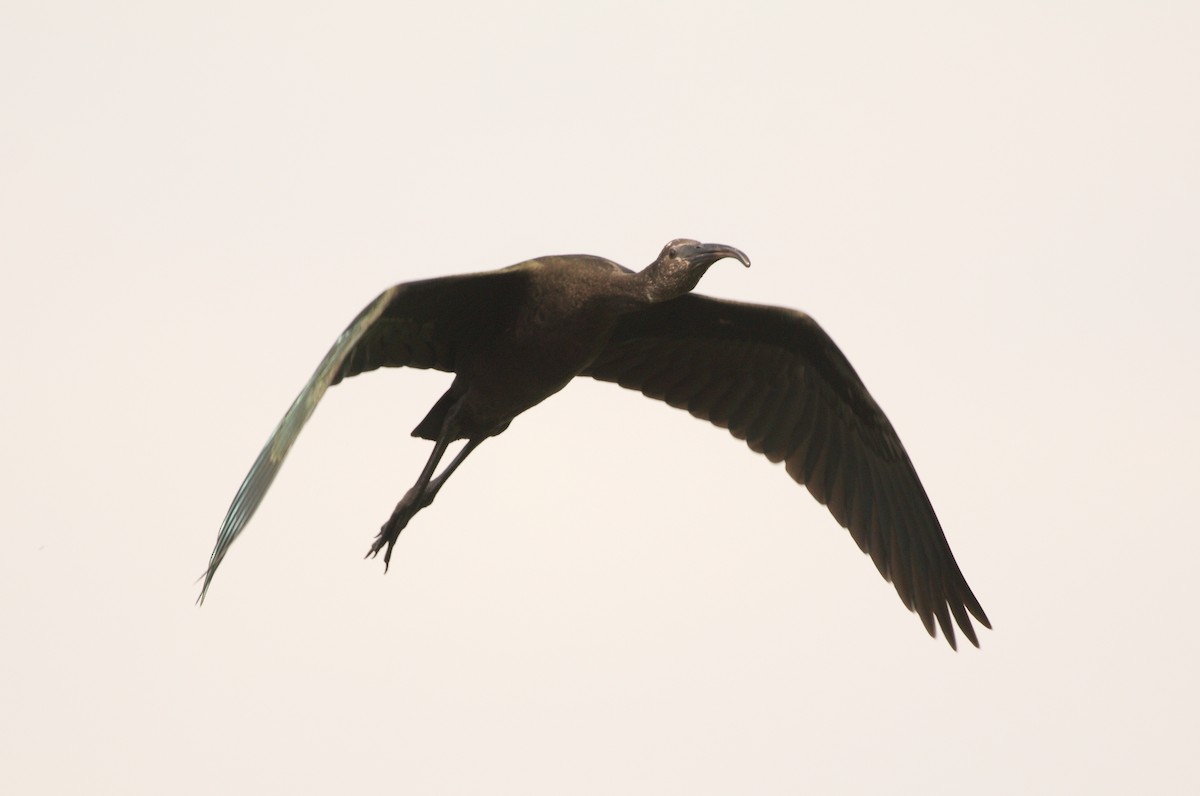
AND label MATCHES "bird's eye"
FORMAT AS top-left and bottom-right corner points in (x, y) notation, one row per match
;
(667, 247), (677, 258)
